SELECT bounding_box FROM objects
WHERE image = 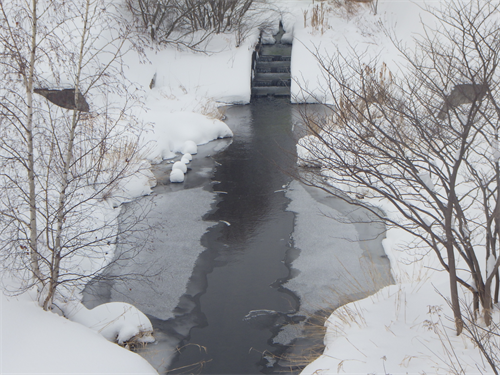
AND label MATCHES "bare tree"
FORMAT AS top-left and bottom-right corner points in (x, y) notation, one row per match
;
(125, 0), (270, 47)
(0, 0), (152, 310)
(295, 0), (500, 334)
